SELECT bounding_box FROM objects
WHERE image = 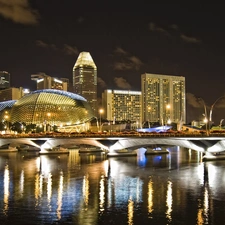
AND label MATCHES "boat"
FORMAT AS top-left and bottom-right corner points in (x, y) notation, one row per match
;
(17, 144), (40, 152)
(203, 152), (225, 161)
(145, 146), (169, 155)
(107, 149), (137, 157)
(79, 146), (103, 153)
(0, 145), (18, 153)
(39, 146), (69, 155)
